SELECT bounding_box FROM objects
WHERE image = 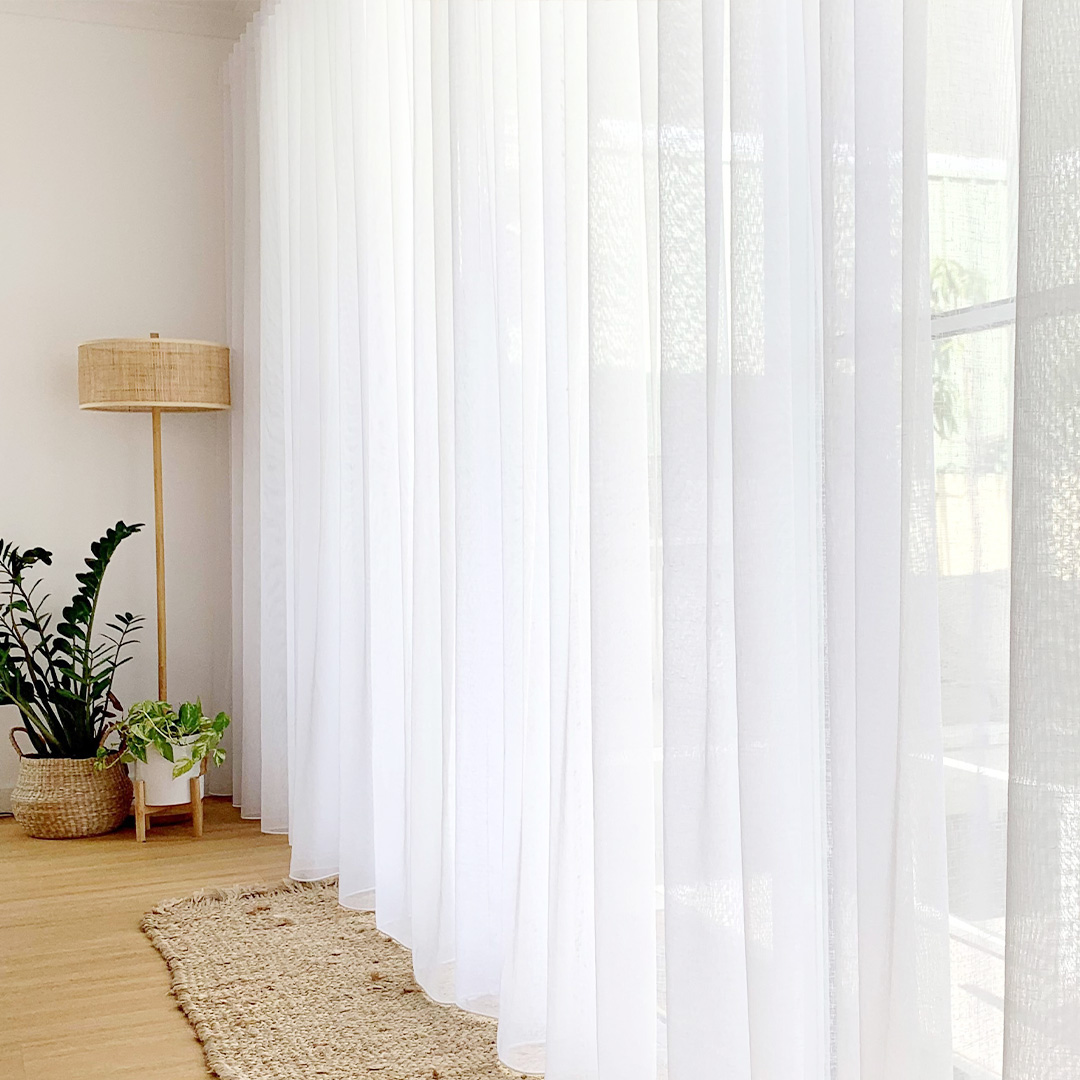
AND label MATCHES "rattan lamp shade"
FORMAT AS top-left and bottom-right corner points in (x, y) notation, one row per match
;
(78, 338), (230, 412)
